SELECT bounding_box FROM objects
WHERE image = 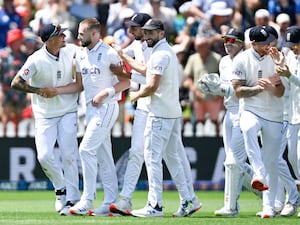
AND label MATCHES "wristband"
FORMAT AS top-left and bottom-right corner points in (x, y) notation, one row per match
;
(105, 87), (115, 97)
